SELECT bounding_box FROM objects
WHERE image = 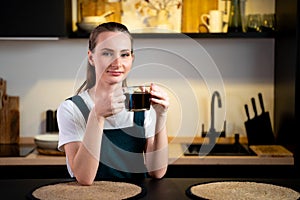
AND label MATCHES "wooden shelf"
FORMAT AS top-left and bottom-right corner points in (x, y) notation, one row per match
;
(69, 31), (276, 39)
